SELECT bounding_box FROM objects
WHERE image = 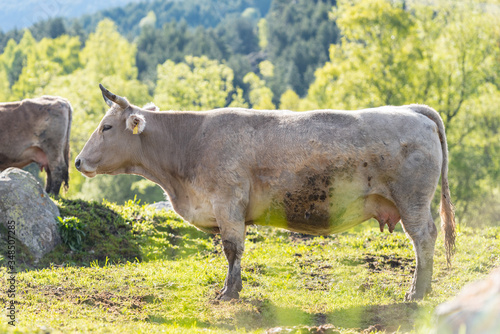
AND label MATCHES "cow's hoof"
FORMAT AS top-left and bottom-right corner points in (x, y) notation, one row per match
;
(217, 291), (239, 301)
(405, 291), (423, 301)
